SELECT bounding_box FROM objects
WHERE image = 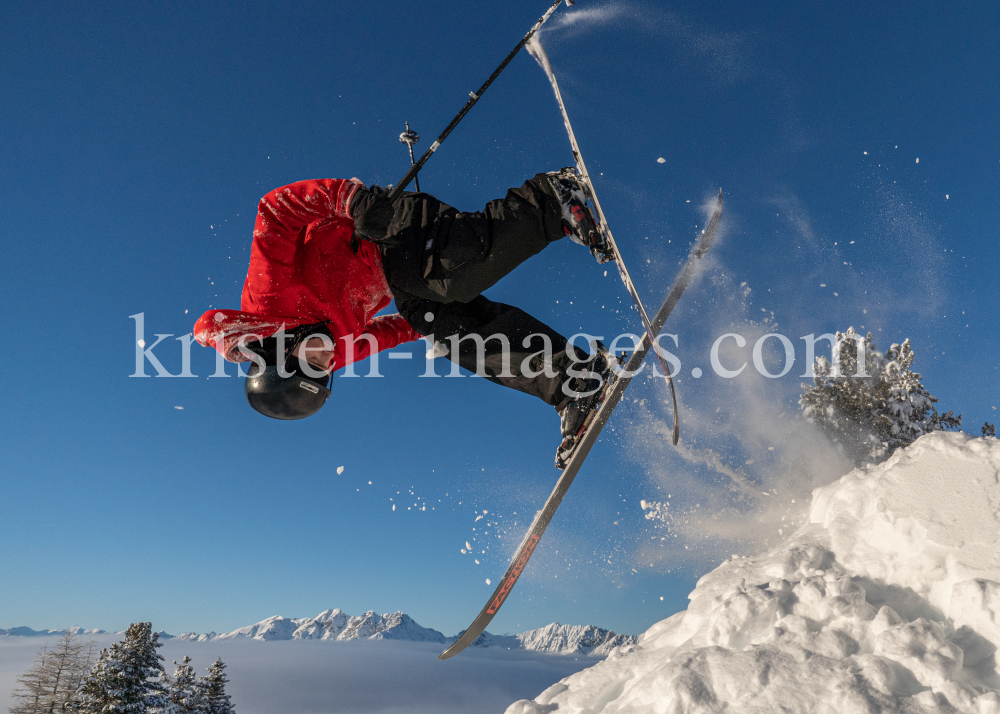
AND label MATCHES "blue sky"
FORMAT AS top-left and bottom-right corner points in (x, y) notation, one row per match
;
(1, 0), (998, 641)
